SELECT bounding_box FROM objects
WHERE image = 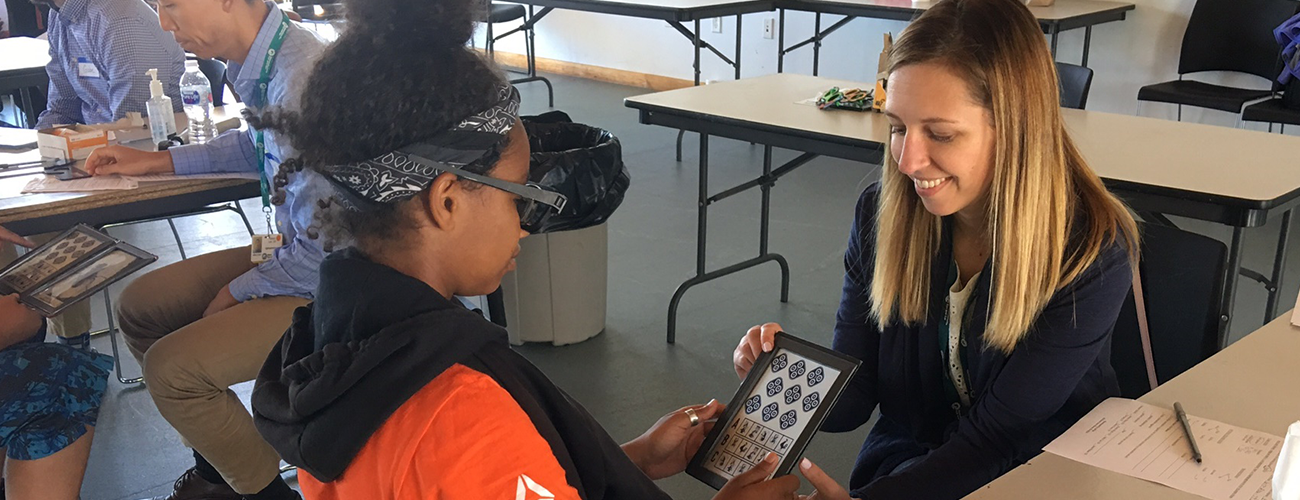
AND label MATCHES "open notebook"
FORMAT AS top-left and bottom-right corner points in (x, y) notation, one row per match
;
(0, 225), (156, 316)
